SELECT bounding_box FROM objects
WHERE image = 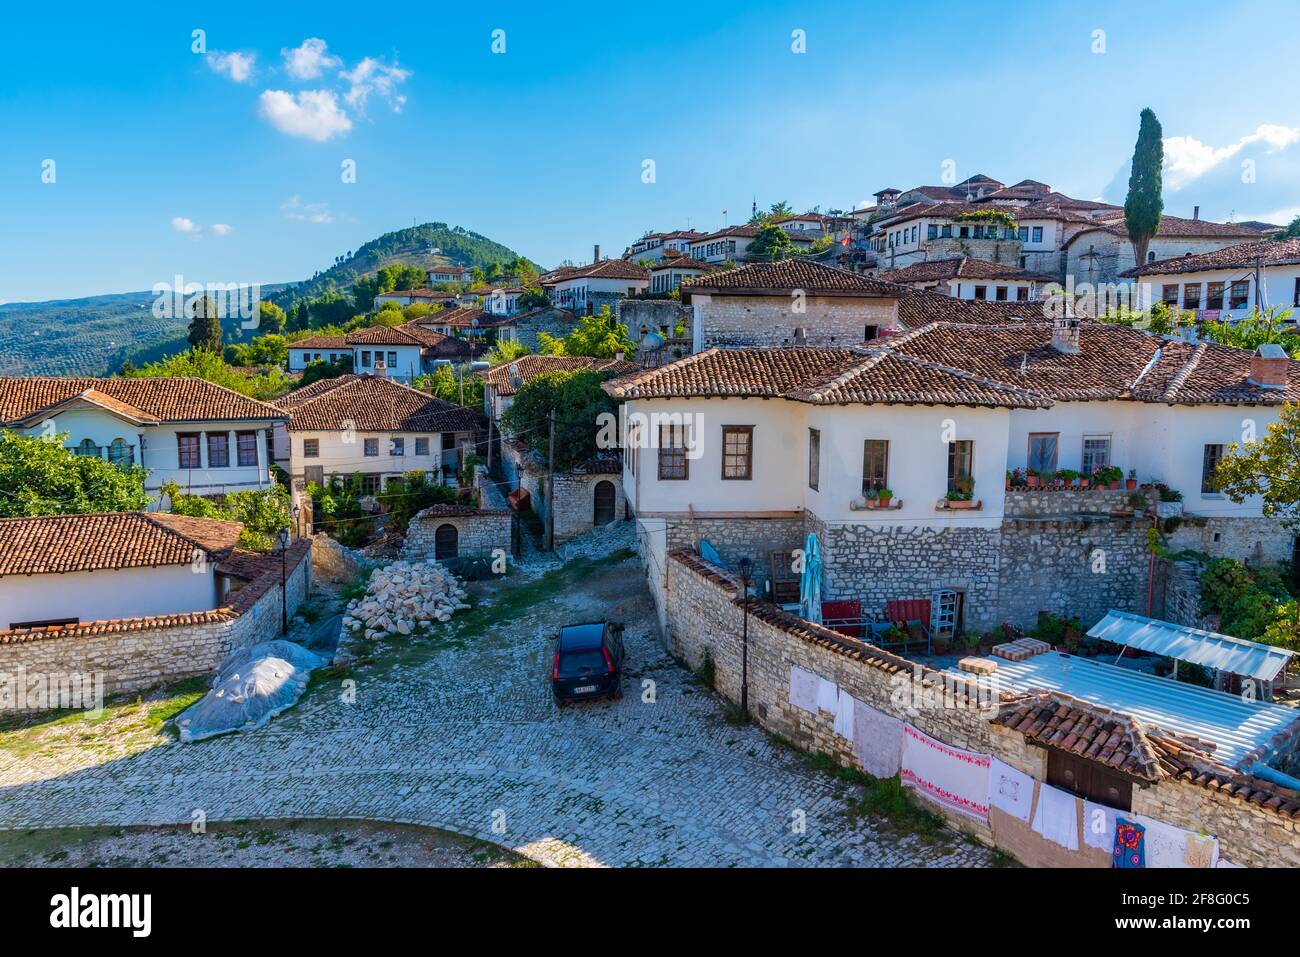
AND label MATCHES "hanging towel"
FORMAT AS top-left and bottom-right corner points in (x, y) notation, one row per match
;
(832, 688), (855, 741)
(1083, 801), (1122, 851)
(1184, 832), (1219, 869)
(1133, 814), (1191, 868)
(816, 677), (839, 714)
(900, 724), (990, 820)
(1030, 783), (1079, 850)
(851, 699), (903, 779)
(789, 666), (818, 714)
(987, 759), (1035, 823)
(1112, 818), (1146, 869)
